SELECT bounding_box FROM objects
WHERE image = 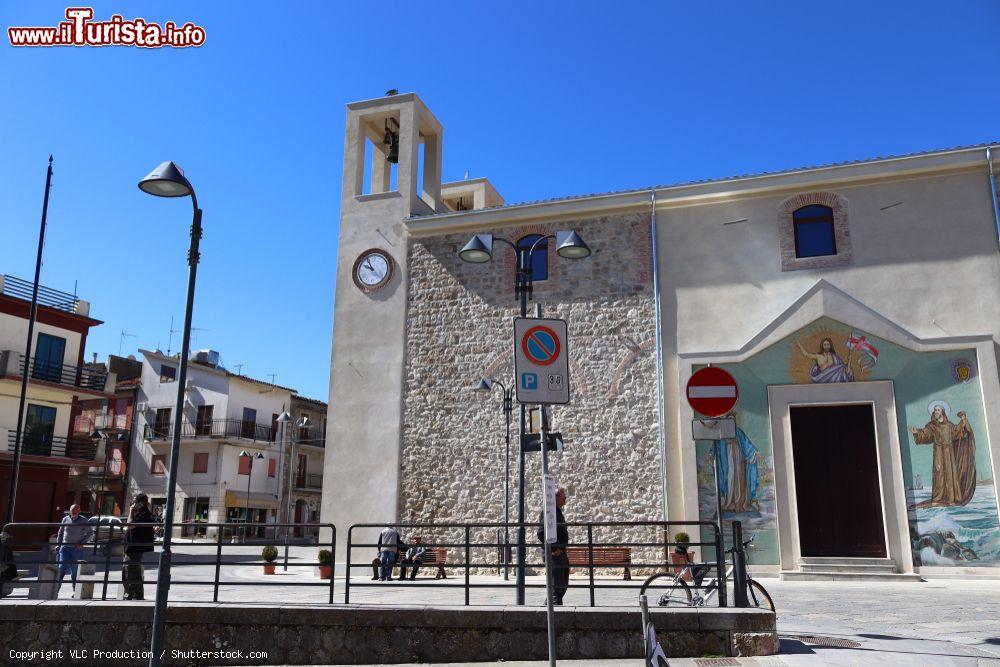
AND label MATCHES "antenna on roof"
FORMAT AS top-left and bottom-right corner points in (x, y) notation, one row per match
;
(118, 331), (138, 356)
(166, 315), (209, 355)
(266, 373), (277, 385)
(464, 170), (469, 180)
(234, 363), (245, 375)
